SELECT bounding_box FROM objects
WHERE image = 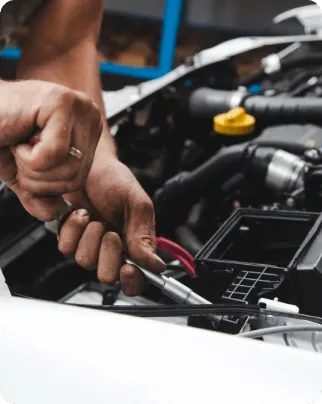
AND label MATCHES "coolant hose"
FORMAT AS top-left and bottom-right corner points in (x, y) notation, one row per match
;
(154, 140), (309, 213)
(153, 144), (247, 211)
(175, 225), (203, 256)
(189, 87), (322, 126)
(239, 54), (322, 87)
